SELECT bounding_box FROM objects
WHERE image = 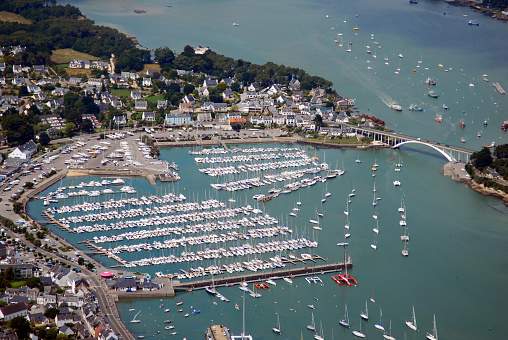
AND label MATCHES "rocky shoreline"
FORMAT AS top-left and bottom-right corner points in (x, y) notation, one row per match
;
(461, 178), (508, 207)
